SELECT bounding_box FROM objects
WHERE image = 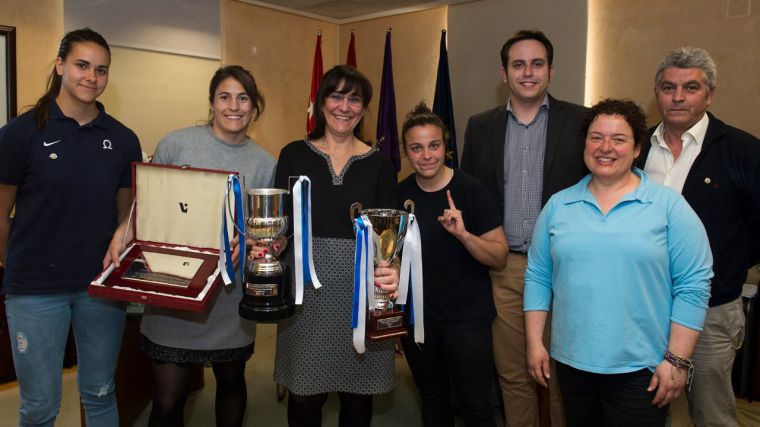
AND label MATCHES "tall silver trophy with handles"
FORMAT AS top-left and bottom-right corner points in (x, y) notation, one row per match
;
(350, 200), (415, 340)
(239, 188), (294, 321)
